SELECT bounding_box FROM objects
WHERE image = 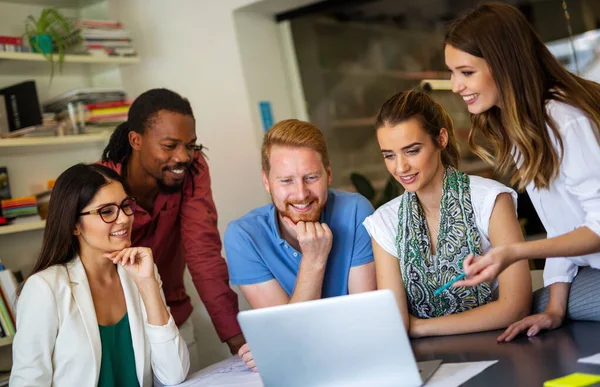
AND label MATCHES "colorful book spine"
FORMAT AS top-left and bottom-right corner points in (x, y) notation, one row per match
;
(0, 287), (14, 332)
(89, 106), (130, 115)
(86, 101), (131, 110)
(0, 289), (13, 336)
(0, 36), (23, 46)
